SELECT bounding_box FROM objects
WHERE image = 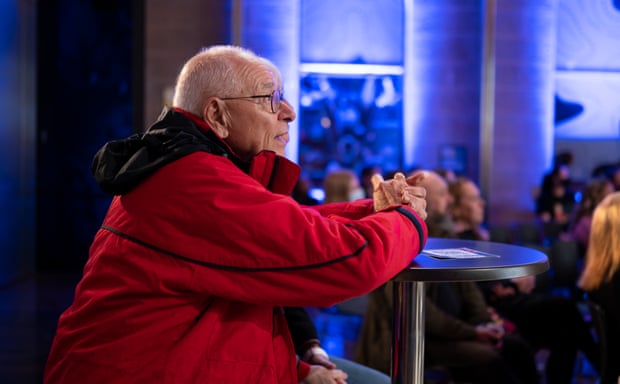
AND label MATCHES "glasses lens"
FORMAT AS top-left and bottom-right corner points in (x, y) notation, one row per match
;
(271, 90), (282, 113)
